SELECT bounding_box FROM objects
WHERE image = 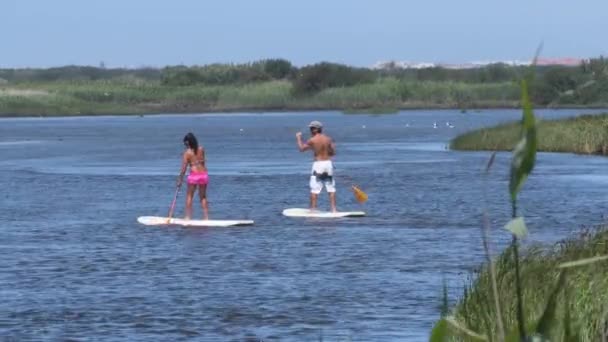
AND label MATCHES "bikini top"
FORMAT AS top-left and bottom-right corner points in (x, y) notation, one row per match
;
(189, 147), (205, 168)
